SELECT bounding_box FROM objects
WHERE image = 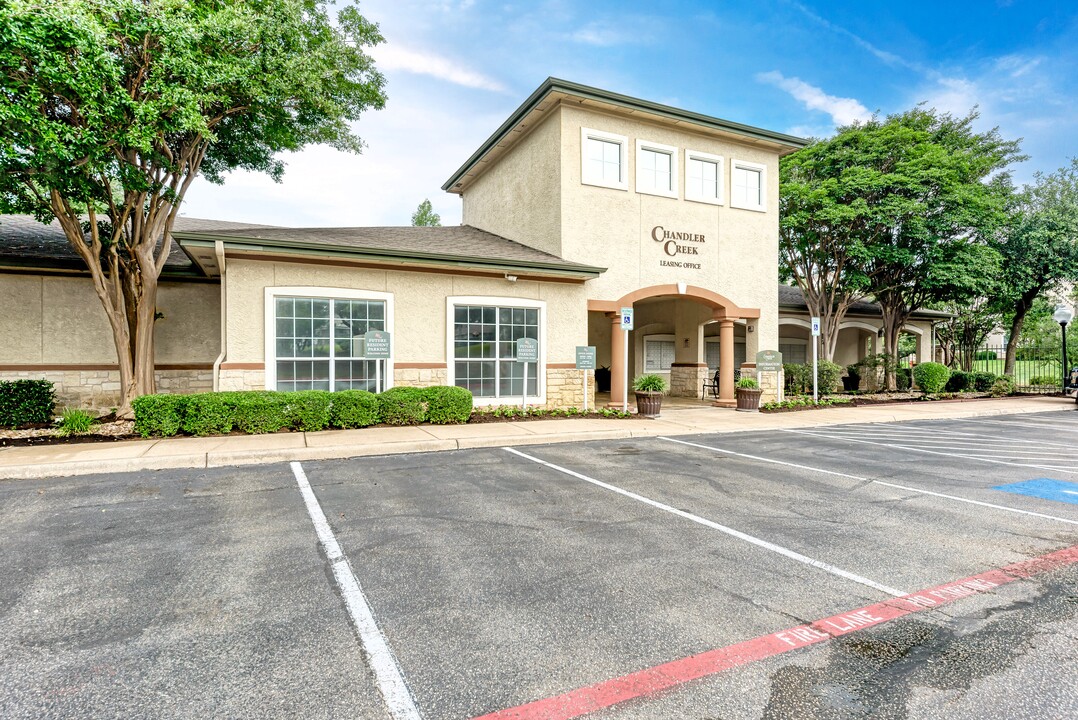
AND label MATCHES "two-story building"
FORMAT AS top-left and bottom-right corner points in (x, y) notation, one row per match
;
(0, 78), (943, 409)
